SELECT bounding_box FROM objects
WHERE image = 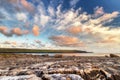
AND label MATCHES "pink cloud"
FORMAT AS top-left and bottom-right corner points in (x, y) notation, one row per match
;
(11, 28), (29, 36)
(32, 25), (40, 36)
(0, 26), (8, 33)
(50, 35), (85, 47)
(20, 0), (34, 12)
(67, 26), (82, 34)
(94, 7), (104, 17)
(11, 28), (23, 36)
(0, 26), (11, 36)
(0, 26), (30, 36)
